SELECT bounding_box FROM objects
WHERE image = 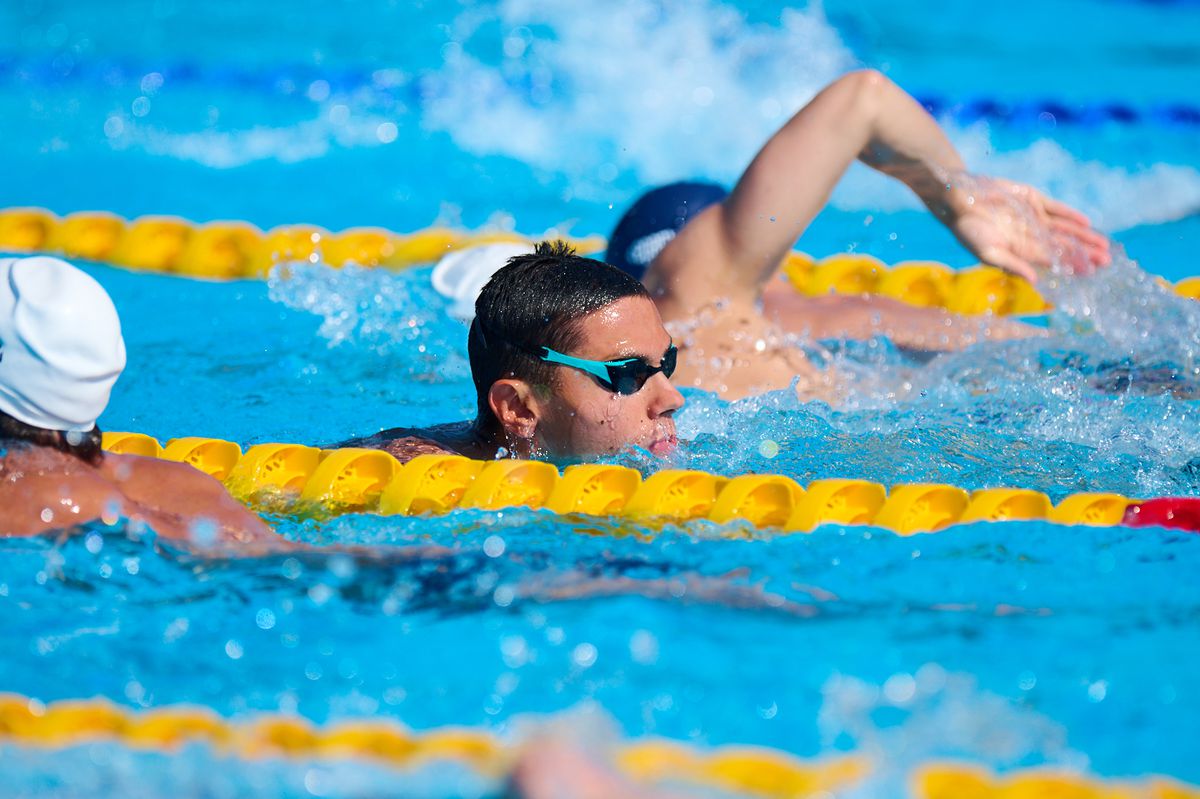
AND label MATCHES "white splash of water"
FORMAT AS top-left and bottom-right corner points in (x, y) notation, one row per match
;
(267, 261), (468, 367)
(788, 129), (1200, 233)
(109, 110), (403, 168)
(423, 0), (856, 187)
(820, 667), (1087, 797)
(979, 140), (1200, 232)
(1041, 251), (1200, 362)
(426, 1), (1200, 231)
